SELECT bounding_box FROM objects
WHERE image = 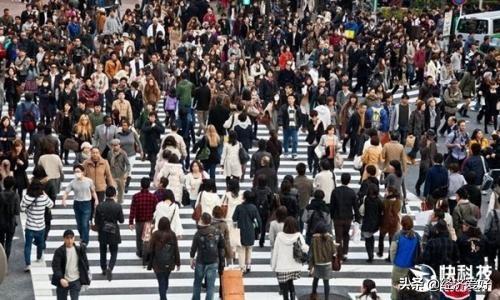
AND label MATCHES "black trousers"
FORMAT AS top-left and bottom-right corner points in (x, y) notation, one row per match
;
(334, 219), (352, 256)
(100, 242), (118, 271)
(0, 228), (15, 258)
(147, 151), (157, 179)
(365, 235), (375, 259)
